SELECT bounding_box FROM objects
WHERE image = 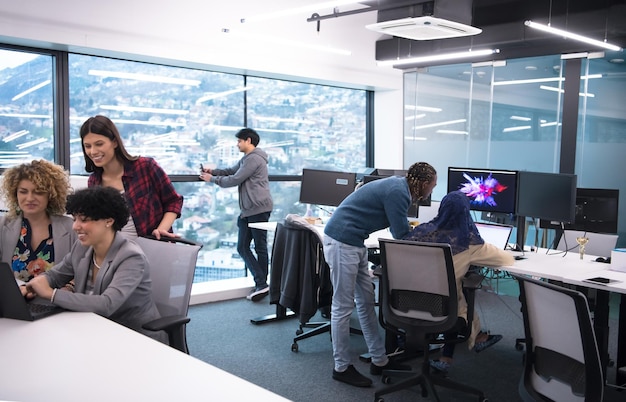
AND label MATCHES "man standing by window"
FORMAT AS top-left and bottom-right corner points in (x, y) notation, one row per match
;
(200, 128), (273, 301)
